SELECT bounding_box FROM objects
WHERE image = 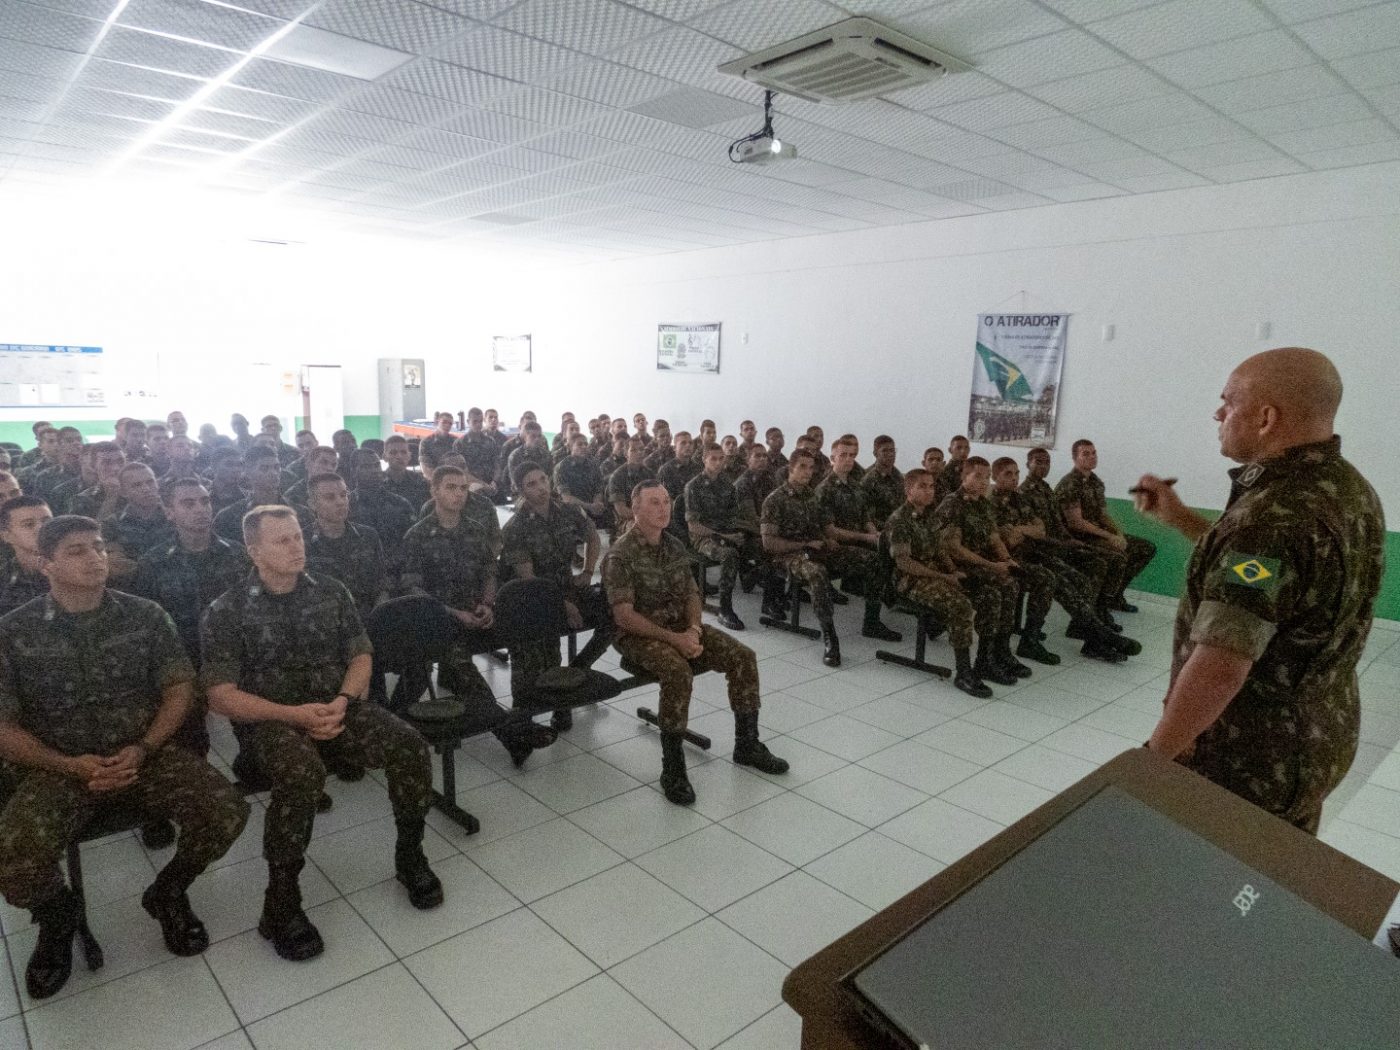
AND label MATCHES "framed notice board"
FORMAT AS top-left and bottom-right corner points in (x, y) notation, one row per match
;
(0, 344), (106, 407)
